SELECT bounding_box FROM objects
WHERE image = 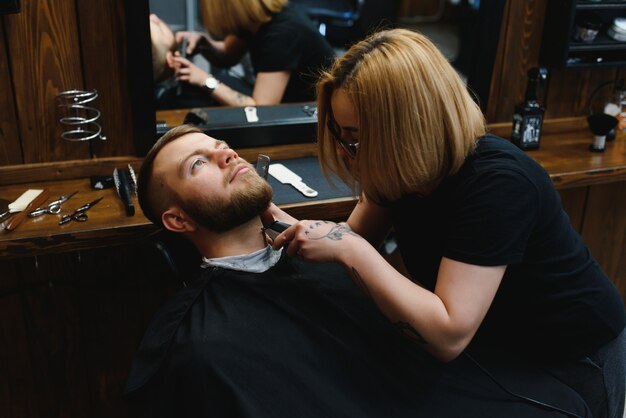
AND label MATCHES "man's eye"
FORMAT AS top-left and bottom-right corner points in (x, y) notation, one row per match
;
(191, 159), (206, 171)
